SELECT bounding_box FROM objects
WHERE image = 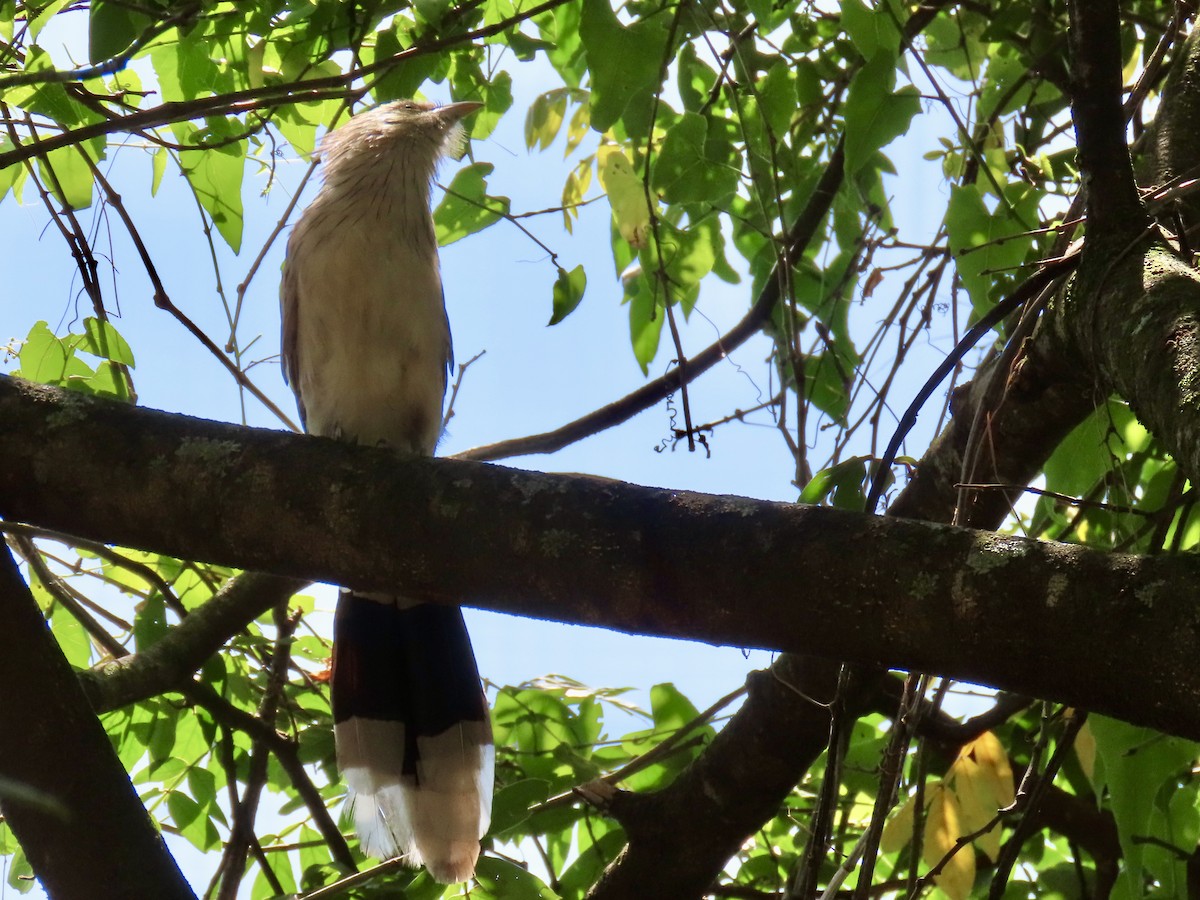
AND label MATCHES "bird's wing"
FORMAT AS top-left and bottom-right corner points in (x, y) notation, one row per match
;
(442, 287), (454, 392)
(279, 254), (308, 429)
